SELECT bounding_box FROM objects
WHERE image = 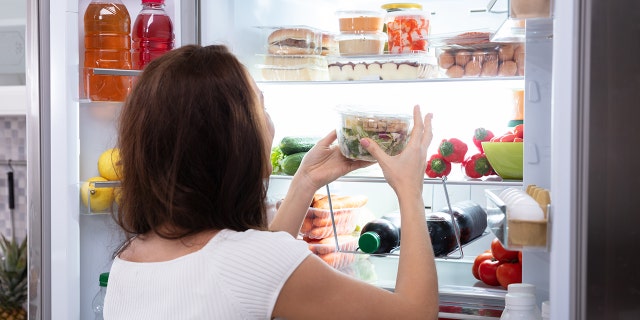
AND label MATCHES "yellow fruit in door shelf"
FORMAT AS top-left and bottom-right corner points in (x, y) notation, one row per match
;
(81, 176), (115, 213)
(98, 148), (122, 181)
